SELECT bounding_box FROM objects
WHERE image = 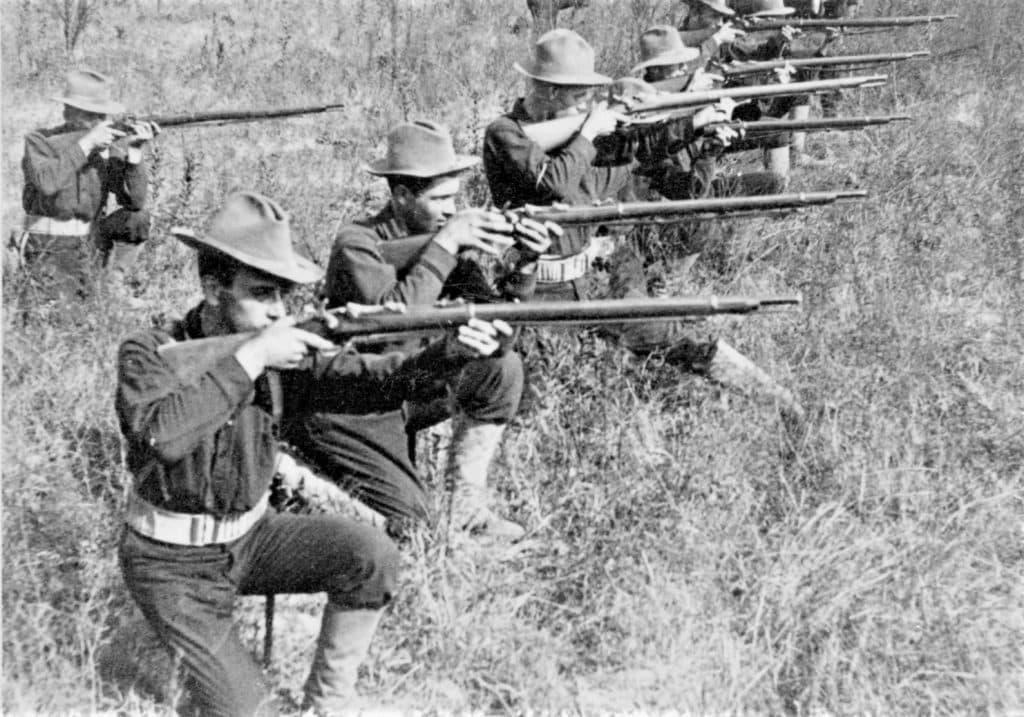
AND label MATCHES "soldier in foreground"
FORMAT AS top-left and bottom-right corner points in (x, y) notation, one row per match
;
(288, 121), (552, 540)
(17, 69), (156, 304)
(115, 192), (513, 714)
(483, 28), (804, 418)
